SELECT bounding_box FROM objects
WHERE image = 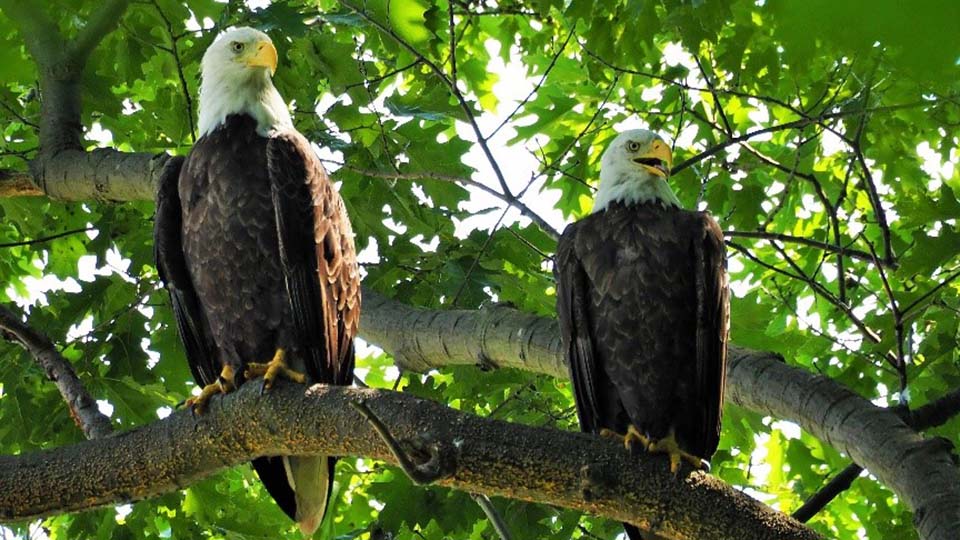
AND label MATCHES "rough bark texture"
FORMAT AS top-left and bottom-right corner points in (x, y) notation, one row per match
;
(358, 289), (960, 540)
(0, 382), (820, 540)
